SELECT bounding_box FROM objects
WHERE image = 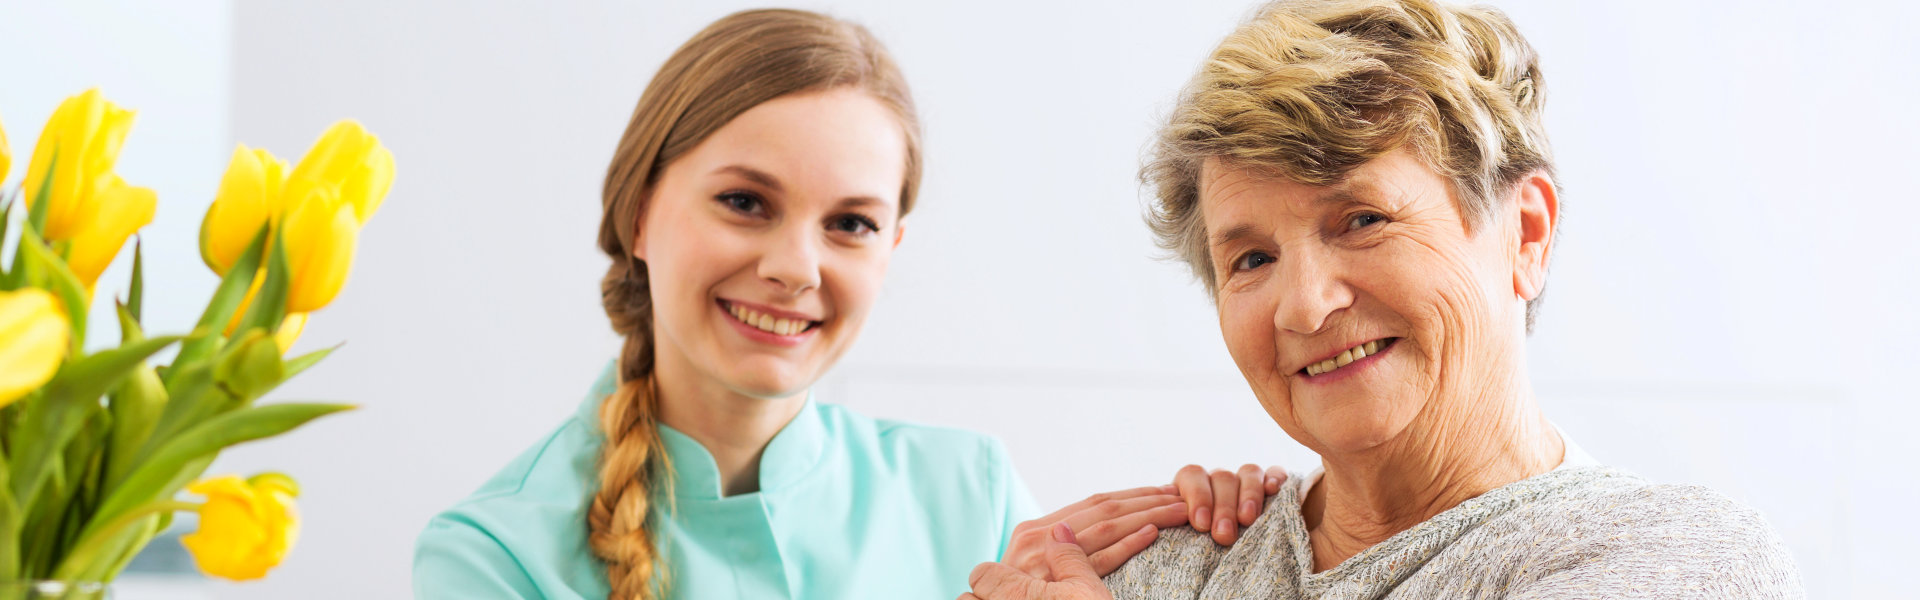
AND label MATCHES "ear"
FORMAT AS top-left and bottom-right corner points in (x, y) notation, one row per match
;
(1510, 170), (1558, 302)
(892, 221), (906, 250)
